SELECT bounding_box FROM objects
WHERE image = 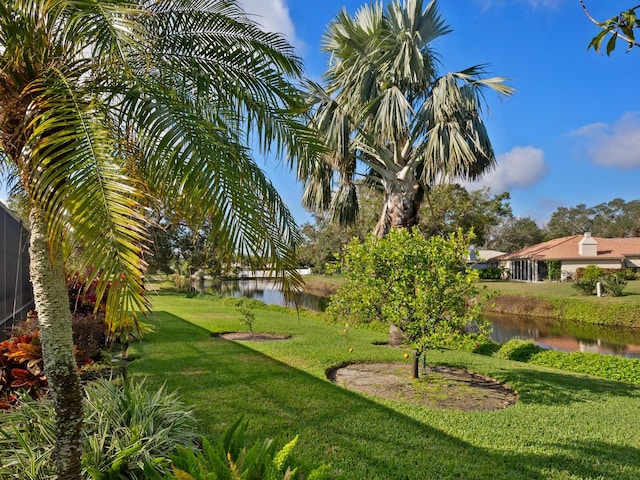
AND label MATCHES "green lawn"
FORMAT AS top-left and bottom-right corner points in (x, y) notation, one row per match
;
(129, 293), (640, 479)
